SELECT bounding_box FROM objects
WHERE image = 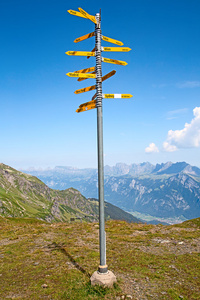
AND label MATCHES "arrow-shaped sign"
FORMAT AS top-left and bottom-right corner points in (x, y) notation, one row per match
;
(78, 7), (97, 24)
(74, 32), (95, 43)
(74, 85), (96, 94)
(103, 94), (133, 98)
(74, 66), (96, 73)
(66, 51), (95, 57)
(102, 57), (127, 66)
(92, 93), (97, 100)
(76, 105), (96, 113)
(79, 100), (96, 108)
(102, 35), (123, 46)
(78, 71), (96, 81)
(102, 70), (116, 82)
(76, 100), (96, 113)
(87, 47), (96, 59)
(74, 70), (116, 94)
(67, 9), (88, 19)
(102, 47), (131, 52)
(67, 72), (96, 79)
(68, 8), (96, 24)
